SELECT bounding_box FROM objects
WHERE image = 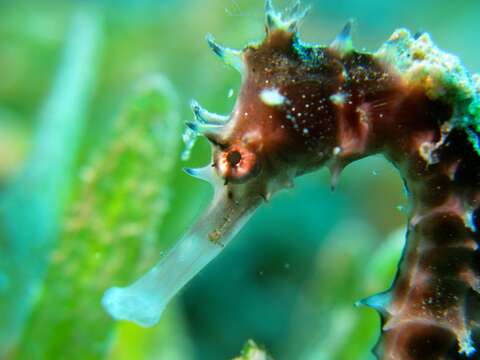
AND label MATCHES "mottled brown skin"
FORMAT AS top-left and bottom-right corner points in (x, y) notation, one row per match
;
(211, 27), (480, 359)
(377, 126), (480, 360)
(213, 30), (341, 193)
